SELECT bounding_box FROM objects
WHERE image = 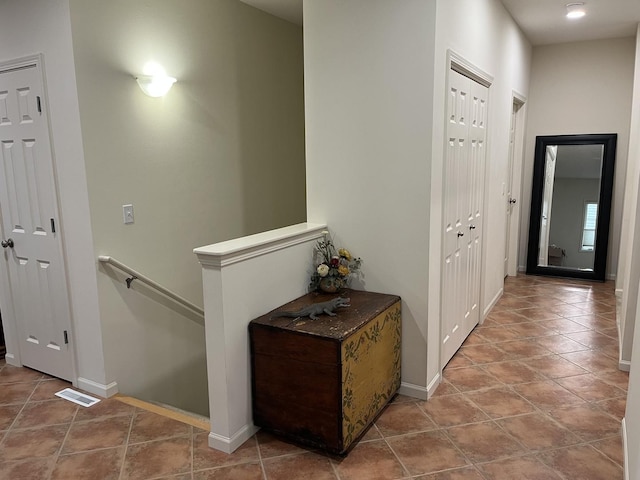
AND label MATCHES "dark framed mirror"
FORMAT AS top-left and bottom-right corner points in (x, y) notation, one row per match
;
(526, 133), (616, 281)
